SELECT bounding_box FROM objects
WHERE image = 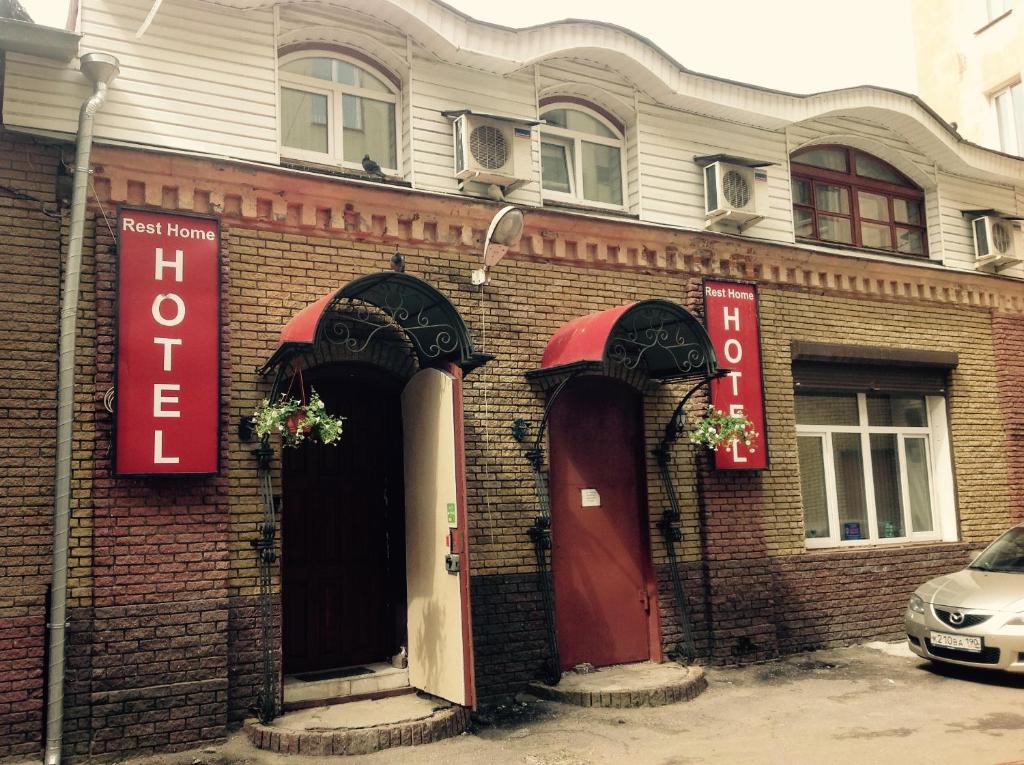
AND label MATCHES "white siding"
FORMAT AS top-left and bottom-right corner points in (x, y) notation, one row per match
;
(936, 171), (1024, 278)
(639, 100), (794, 243)
(3, 0), (278, 163)
(410, 55), (540, 205)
